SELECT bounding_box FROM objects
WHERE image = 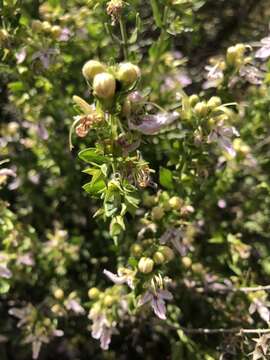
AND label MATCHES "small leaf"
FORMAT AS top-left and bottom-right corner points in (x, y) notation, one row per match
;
(159, 167), (174, 189)
(78, 148), (108, 165)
